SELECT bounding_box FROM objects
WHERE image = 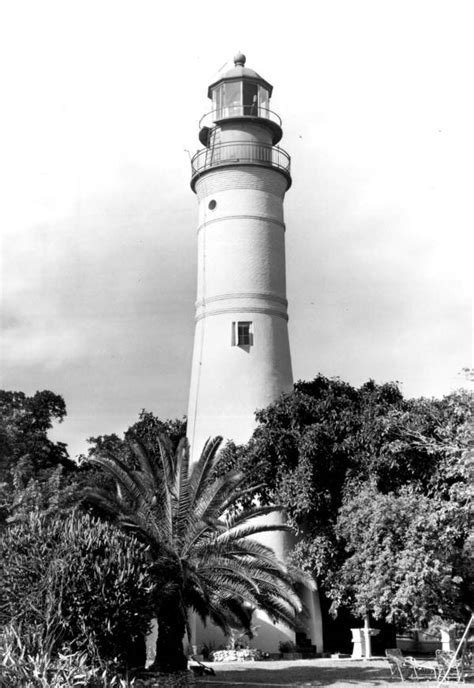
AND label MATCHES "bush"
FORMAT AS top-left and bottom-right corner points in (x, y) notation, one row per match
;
(0, 624), (101, 687)
(0, 623), (144, 686)
(0, 511), (155, 667)
(278, 640), (297, 653)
